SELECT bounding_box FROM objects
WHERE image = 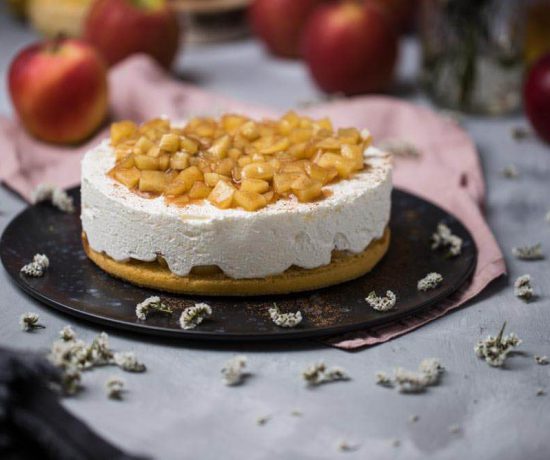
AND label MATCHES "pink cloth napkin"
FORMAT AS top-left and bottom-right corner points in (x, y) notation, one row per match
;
(0, 55), (505, 350)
